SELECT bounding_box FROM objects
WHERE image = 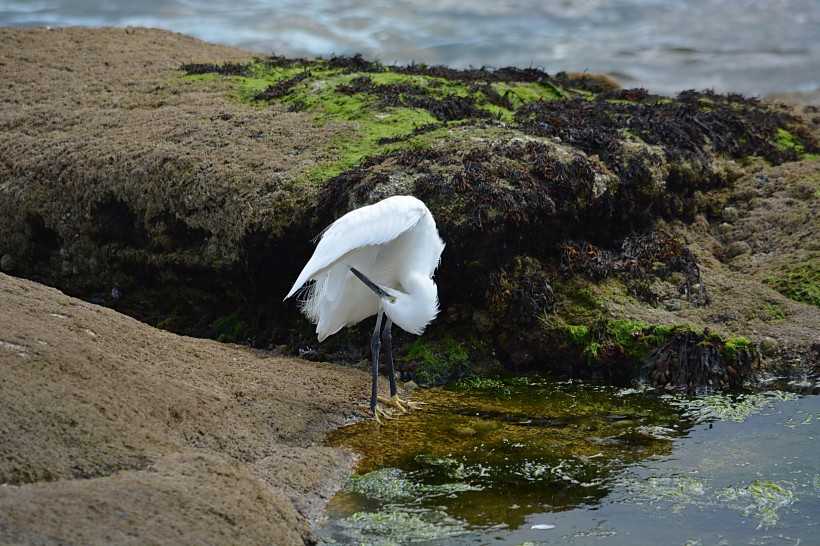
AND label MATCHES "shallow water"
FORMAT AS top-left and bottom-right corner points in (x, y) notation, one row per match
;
(2, 0), (818, 96)
(319, 378), (819, 545)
